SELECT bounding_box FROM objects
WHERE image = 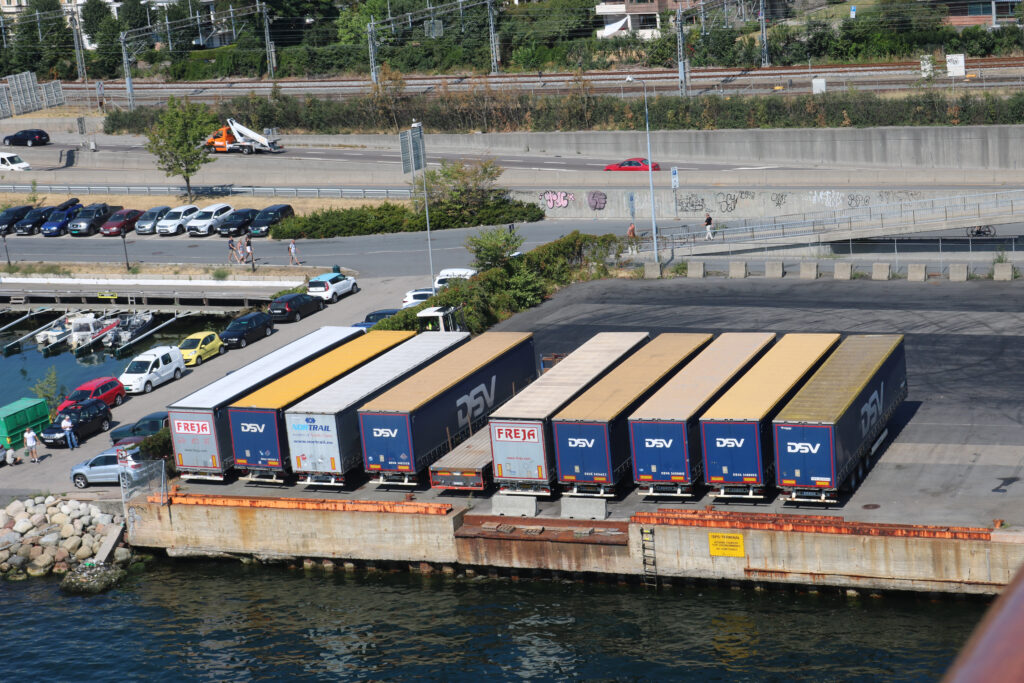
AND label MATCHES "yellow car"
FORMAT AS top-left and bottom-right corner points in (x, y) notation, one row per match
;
(178, 331), (226, 367)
